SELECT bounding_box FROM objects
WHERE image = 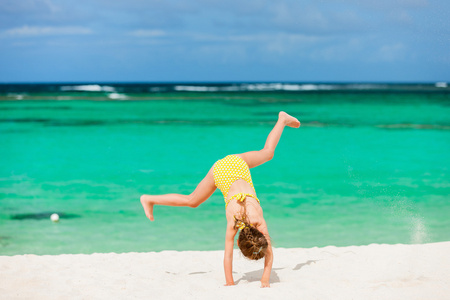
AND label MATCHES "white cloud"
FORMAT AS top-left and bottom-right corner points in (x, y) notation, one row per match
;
(377, 43), (406, 61)
(398, 0), (429, 8)
(2, 25), (93, 37)
(184, 32), (322, 45)
(129, 29), (166, 37)
(309, 38), (363, 61)
(42, 0), (60, 13)
(0, 0), (60, 14)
